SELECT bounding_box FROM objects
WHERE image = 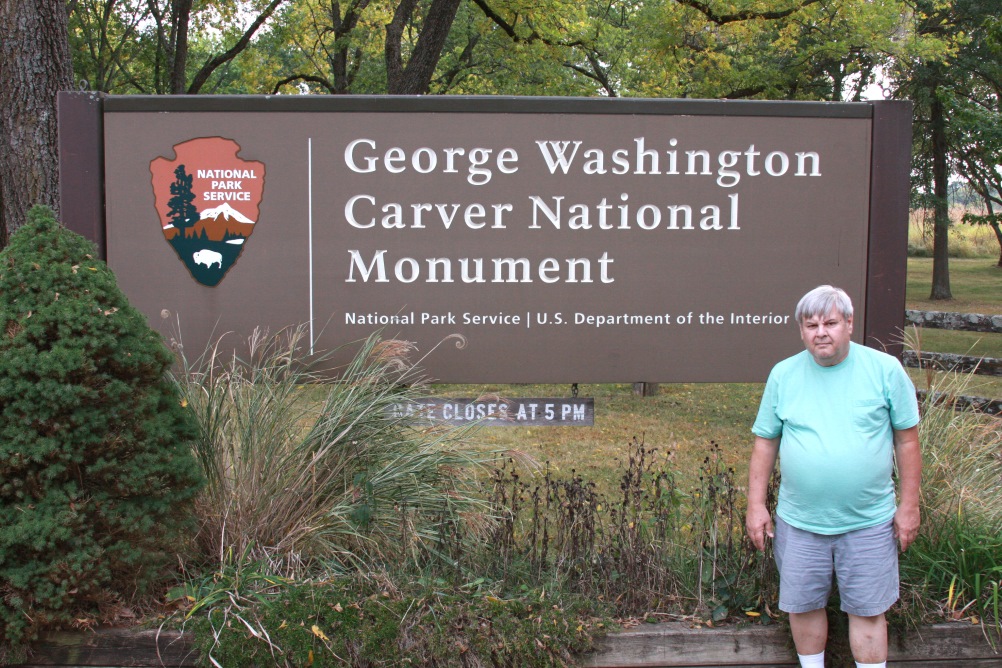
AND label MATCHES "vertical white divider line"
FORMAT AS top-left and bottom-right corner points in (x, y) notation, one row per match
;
(308, 138), (315, 355)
